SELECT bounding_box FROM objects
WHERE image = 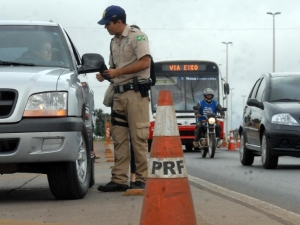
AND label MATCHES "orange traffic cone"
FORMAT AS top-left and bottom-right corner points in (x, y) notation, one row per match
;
(221, 135), (228, 148)
(227, 130), (236, 151)
(140, 90), (196, 225)
(236, 135), (241, 148)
